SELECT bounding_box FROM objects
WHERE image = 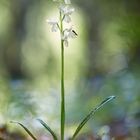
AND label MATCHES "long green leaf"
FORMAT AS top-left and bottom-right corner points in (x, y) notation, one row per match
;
(37, 119), (58, 140)
(10, 121), (37, 140)
(71, 96), (115, 140)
